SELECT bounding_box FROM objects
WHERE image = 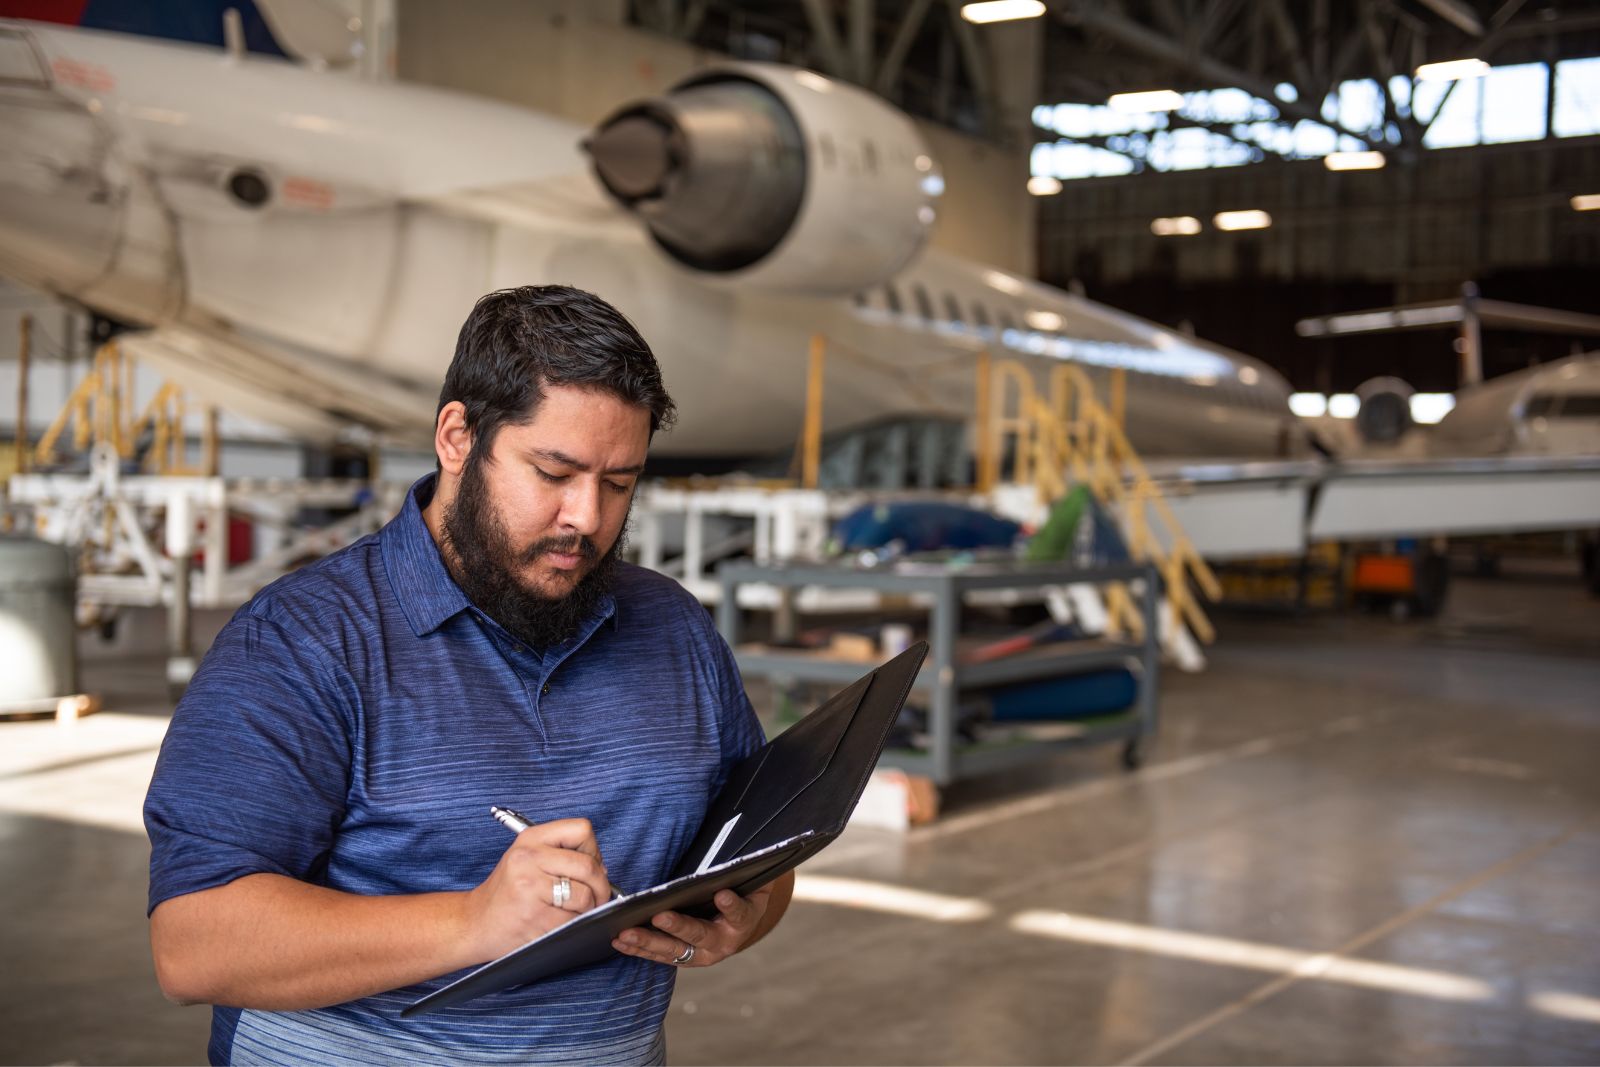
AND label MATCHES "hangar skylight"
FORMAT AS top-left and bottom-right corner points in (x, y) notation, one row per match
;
(1032, 59), (1600, 182)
